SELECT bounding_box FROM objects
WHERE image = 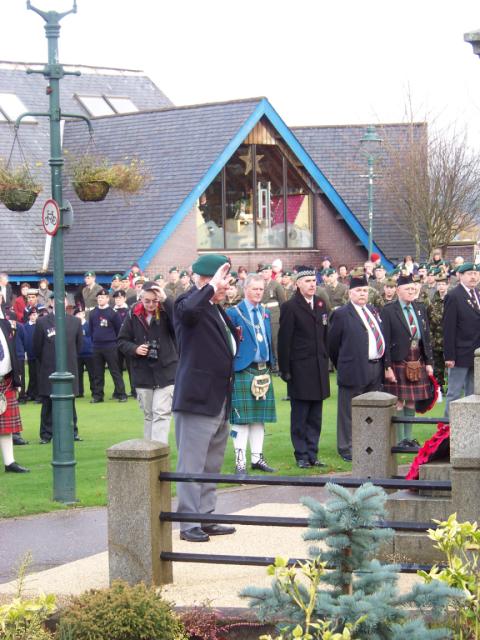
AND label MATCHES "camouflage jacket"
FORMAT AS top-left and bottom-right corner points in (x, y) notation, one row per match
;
(427, 291), (445, 351)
